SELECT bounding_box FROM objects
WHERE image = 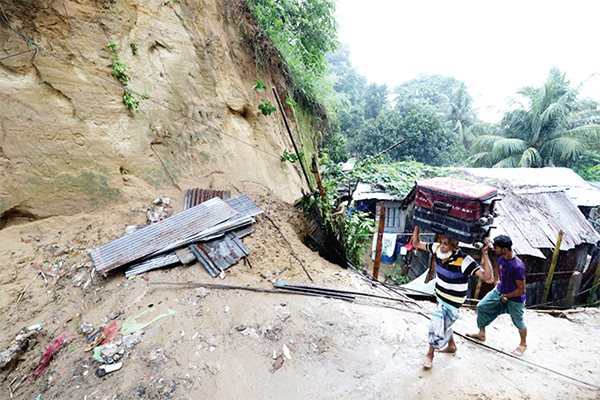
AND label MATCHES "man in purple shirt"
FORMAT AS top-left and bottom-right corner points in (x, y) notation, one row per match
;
(467, 235), (528, 356)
